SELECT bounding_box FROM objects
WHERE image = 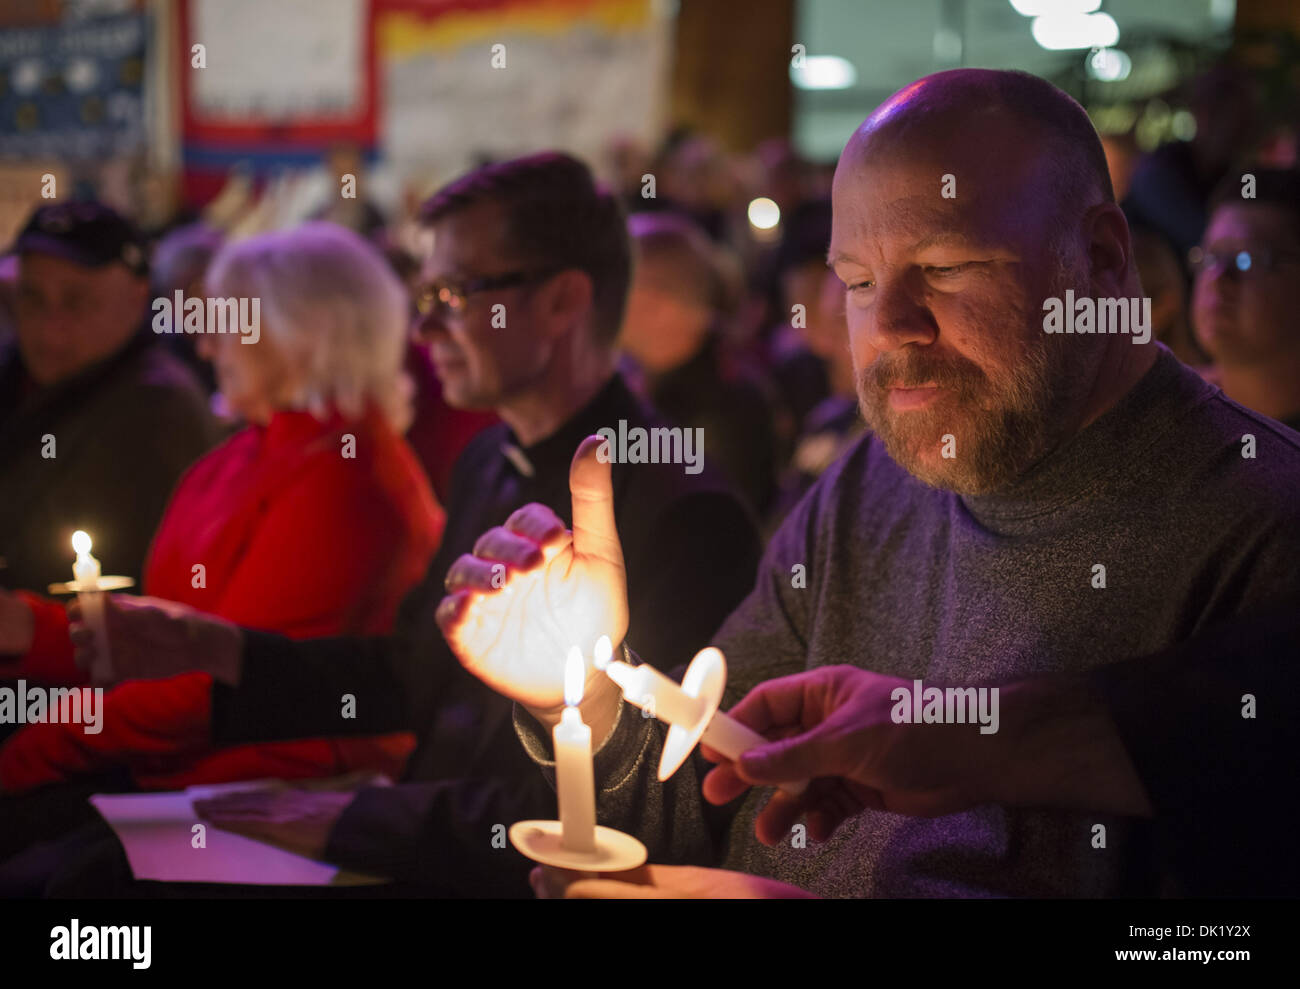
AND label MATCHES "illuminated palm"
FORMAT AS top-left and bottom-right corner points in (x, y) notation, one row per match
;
(438, 436), (628, 710)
